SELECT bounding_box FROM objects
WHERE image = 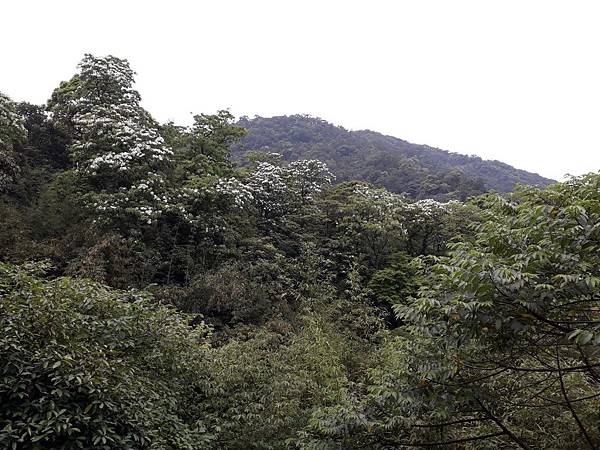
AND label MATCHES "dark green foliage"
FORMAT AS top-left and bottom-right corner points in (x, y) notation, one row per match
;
(0, 262), (212, 449)
(368, 253), (417, 327)
(173, 110), (247, 184)
(16, 102), (70, 171)
(303, 173), (600, 449)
